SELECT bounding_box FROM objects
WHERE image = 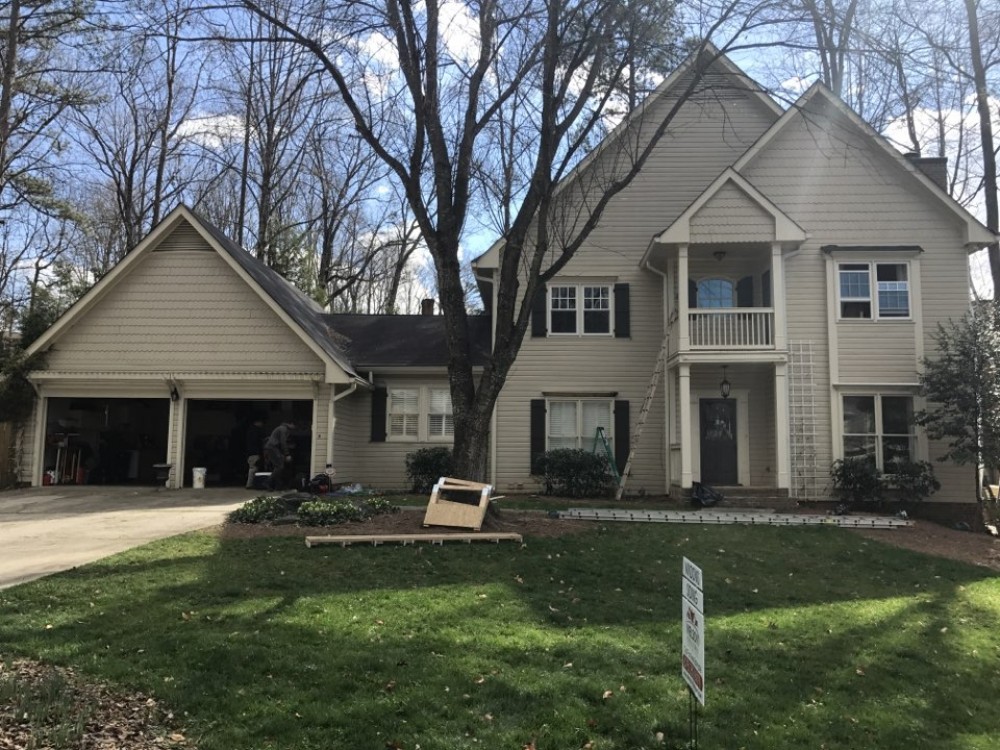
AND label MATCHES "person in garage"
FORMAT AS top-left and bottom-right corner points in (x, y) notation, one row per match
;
(263, 419), (296, 490)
